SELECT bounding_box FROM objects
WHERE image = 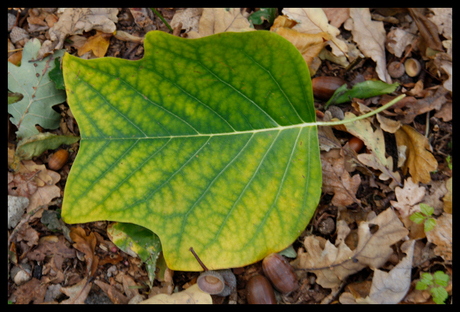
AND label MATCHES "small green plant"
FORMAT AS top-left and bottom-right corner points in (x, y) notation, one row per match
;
(409, 203), (436, 232)
(446, 155), (452, 170)
(416, 271), (450, 304)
